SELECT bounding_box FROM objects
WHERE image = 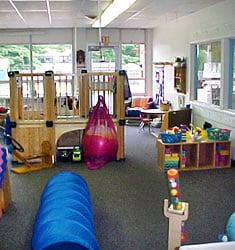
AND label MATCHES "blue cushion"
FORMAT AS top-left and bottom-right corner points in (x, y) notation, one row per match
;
(126, 108), (142, 117)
